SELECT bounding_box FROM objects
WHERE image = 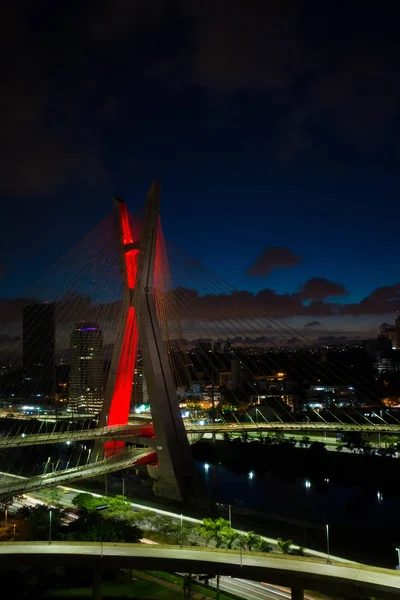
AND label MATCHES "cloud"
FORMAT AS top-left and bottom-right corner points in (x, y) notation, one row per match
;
(342, 283), (400, 315)
(0, 2), (106, 195)
(1, 279), (400, 350)
(247, 247), (302, 277)
(299, 278), (349, 300)
(317, 336), (348, 342)
(180, 2), (400, 159)
(305, 320), (321, 328)
(1, 0), (398, 196)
